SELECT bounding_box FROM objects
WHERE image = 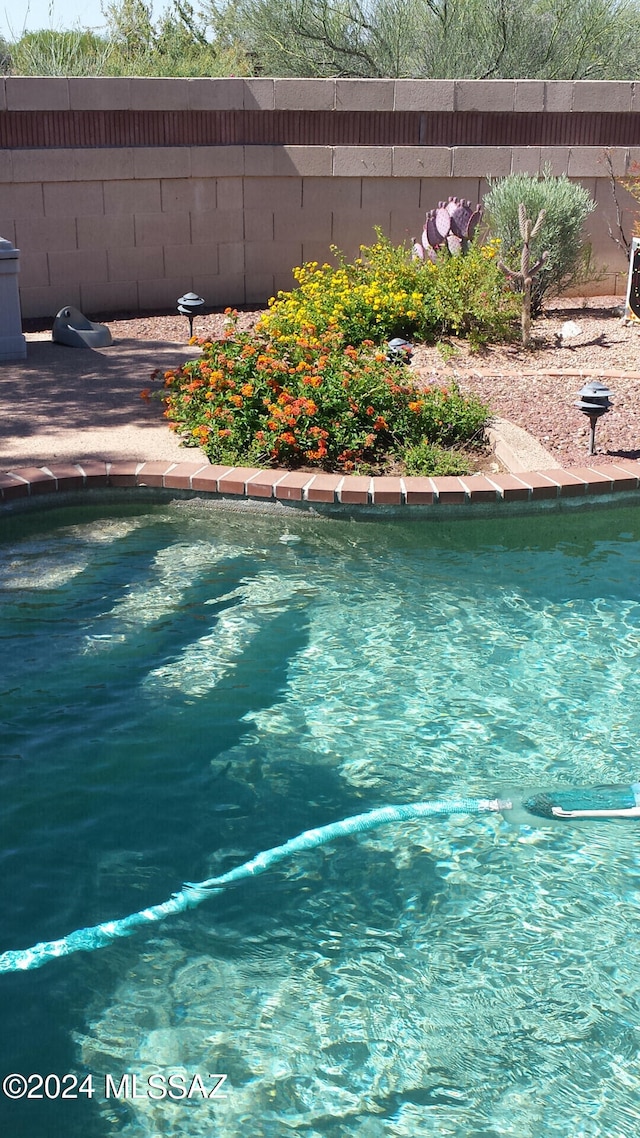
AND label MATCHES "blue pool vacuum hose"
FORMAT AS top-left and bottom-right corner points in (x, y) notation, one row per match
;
(1, 782), (639, 974)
